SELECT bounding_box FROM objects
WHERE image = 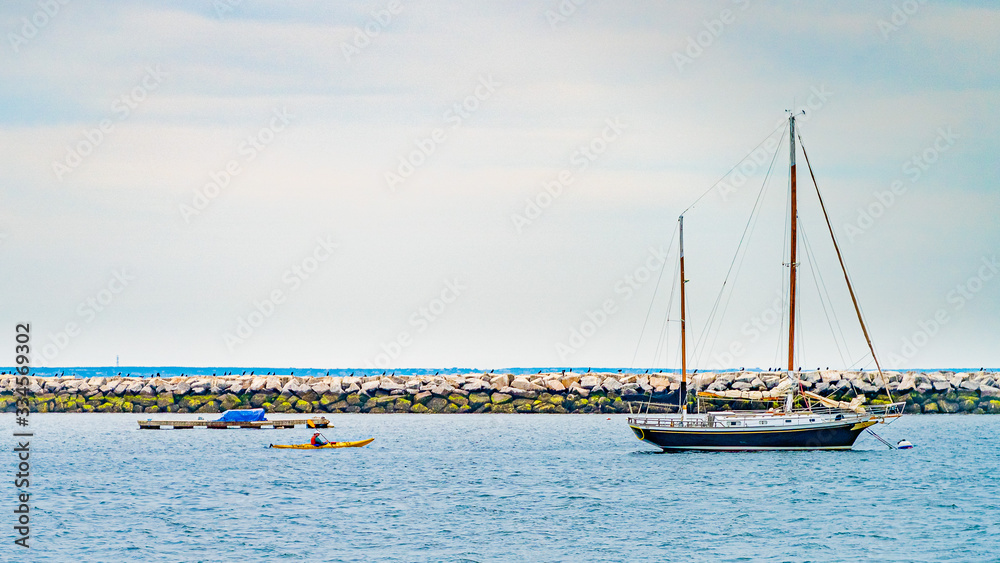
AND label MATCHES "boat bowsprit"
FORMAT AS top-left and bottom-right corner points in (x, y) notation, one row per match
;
(269, 438), (374, 449)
